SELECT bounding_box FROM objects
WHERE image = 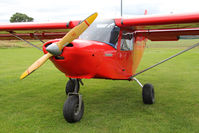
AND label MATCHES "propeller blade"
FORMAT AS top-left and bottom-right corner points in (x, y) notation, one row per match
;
(20, 53), (52, 79)
(20, 12), (98, 80)
(57, 12), (98, 51)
